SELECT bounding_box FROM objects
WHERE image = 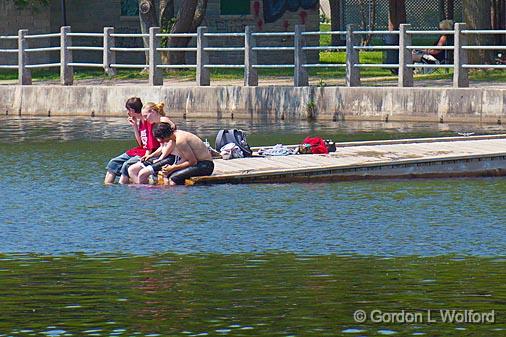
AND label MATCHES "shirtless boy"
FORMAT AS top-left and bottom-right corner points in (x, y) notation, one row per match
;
(152, 123), (214, 185)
